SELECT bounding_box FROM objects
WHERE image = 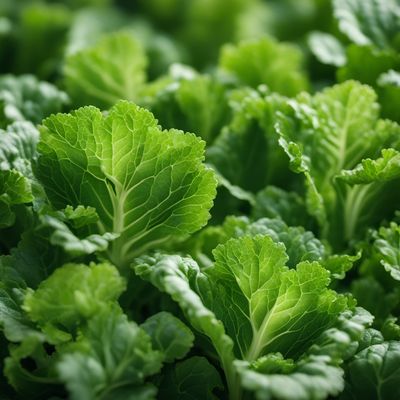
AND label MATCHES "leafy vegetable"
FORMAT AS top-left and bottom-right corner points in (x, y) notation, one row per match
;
(277, 80), (400, 248)
(141, 311), (194, 362)
(135, 235), (370, 399)
(343, 341), (400, 400)
(372, 222), (400, 280)
(0, 121), (39, 176)
(144, 72), (231, 143)
(310, 0), (400, 120)
(35, 100), (217, 269)
(219, 36), (309, 96)
(23, 263), (126, 341)
(0, 170), (33, 229)
(1, 1), (400, 399)
(64, 31), (147, 108)
(57, 309), (163, 400)
(0, 75), (68, 128)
